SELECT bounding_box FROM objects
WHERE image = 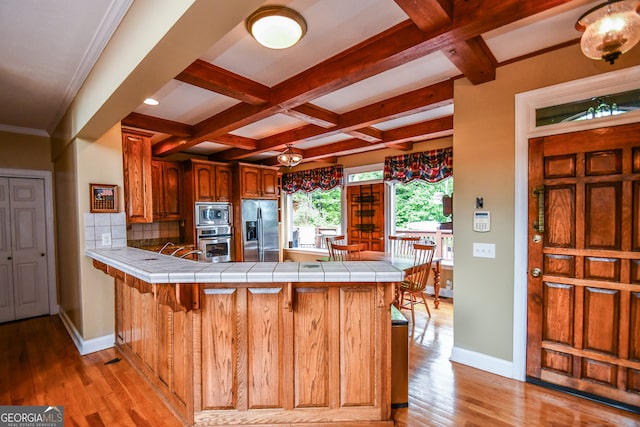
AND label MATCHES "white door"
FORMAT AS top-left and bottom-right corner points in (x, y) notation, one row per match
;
(0, 177), (49, 322)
